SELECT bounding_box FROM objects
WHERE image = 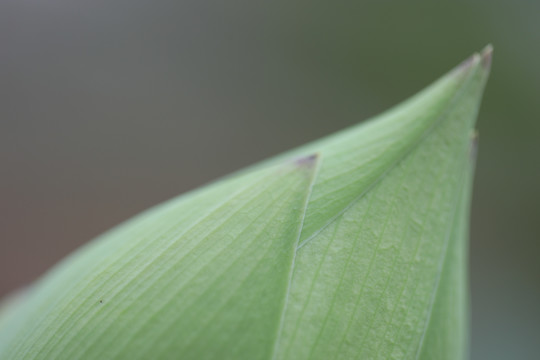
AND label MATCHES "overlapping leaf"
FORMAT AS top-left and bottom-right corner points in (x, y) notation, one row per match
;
(0, 47), (491, 360)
